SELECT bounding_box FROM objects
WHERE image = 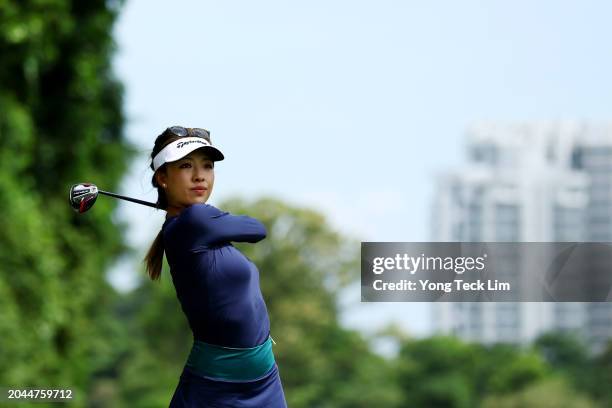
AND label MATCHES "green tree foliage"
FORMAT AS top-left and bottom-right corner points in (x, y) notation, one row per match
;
(481, 377), (597, 408)
(396, 336), (479, 408)
(0, 0), (133, 404)
(395, 336), (548, 408)
(103, 266), (193, 408)
(535, 332), (589, 369)
(590, 341), (612, 407)
(534, 331), (592, 391)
